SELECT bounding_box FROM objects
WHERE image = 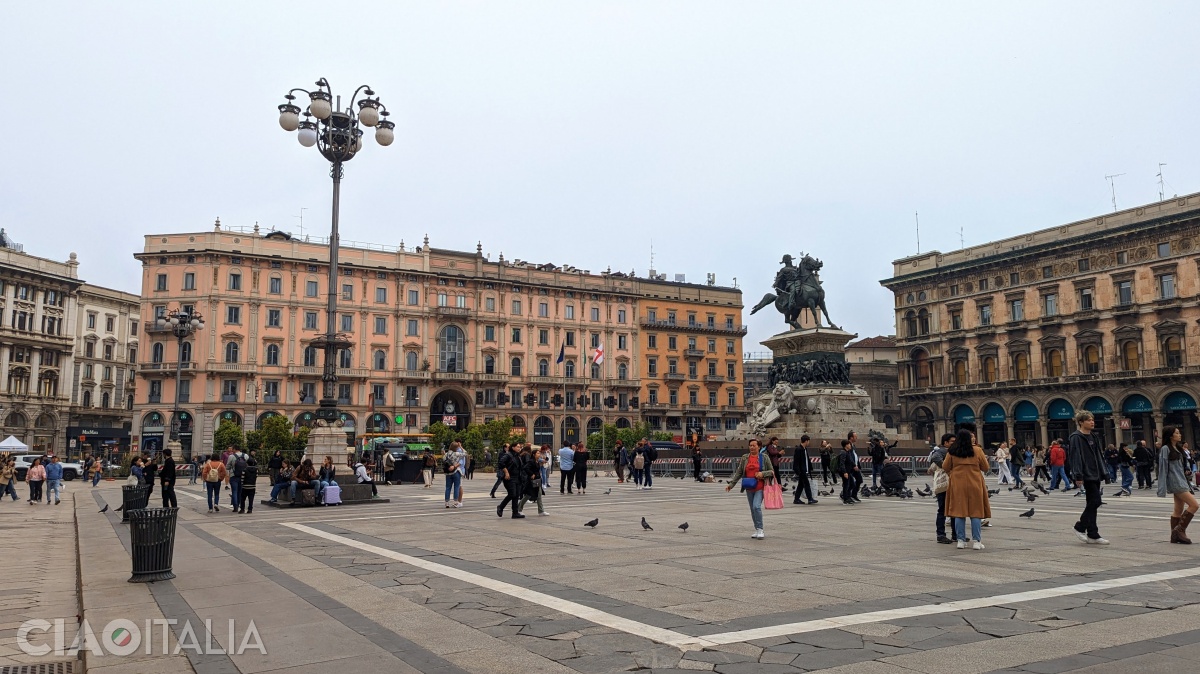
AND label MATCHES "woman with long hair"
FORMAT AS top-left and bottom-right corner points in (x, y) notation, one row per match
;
(945, 429), (991, 550)
(1158, 426), (1198, 544)
(994, 442), (1013, 485)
